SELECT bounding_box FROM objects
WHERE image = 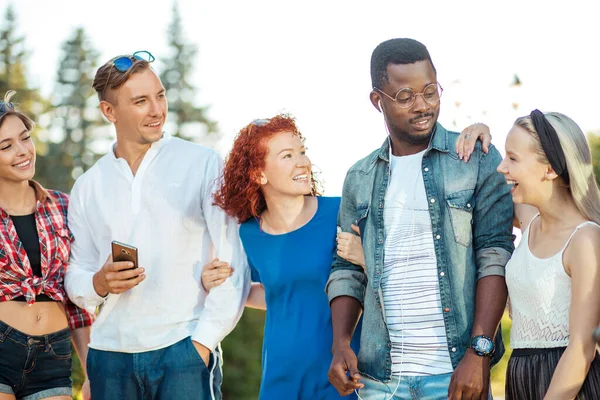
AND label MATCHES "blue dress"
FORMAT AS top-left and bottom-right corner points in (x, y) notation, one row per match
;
(239, 196), (359, 400)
